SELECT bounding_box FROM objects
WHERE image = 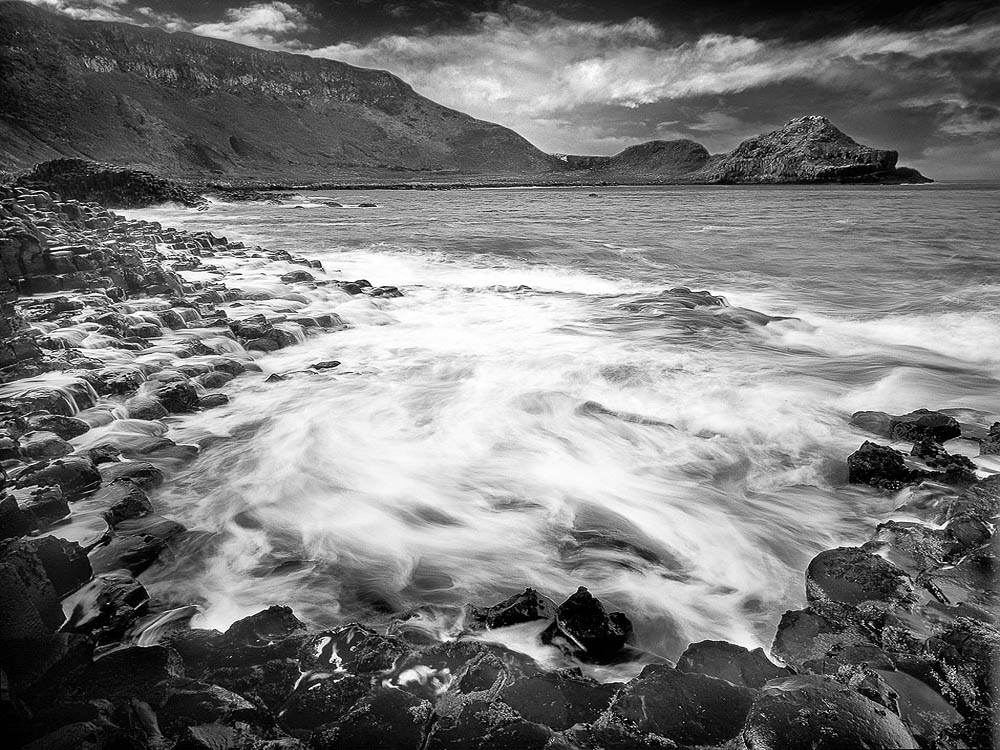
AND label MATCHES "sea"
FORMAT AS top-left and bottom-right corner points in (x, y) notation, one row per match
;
(124, 182), (1000, 680)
